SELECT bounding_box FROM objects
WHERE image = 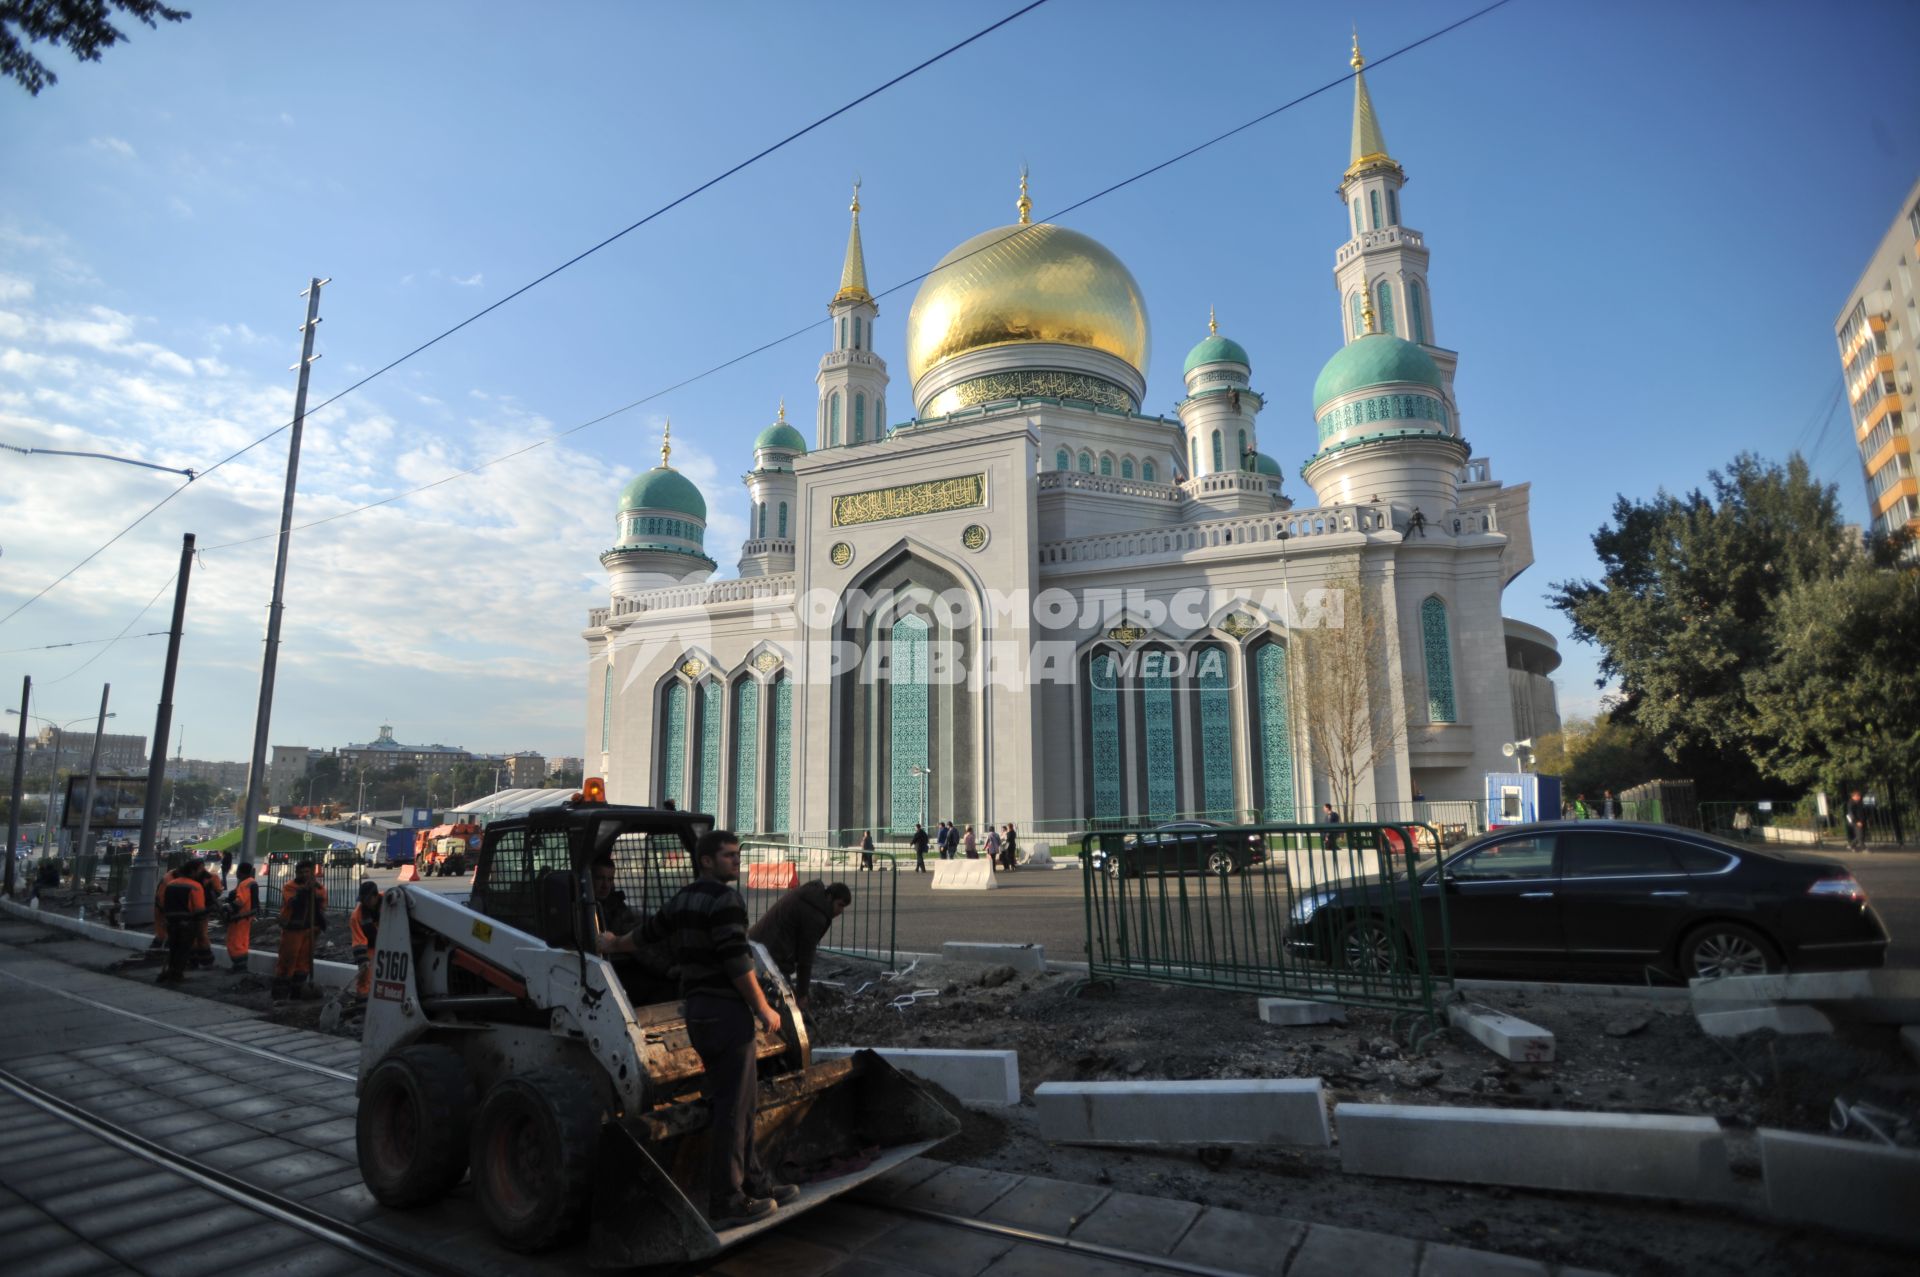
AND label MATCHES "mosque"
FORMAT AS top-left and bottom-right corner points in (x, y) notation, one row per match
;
(583, 41), (1562, 841)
